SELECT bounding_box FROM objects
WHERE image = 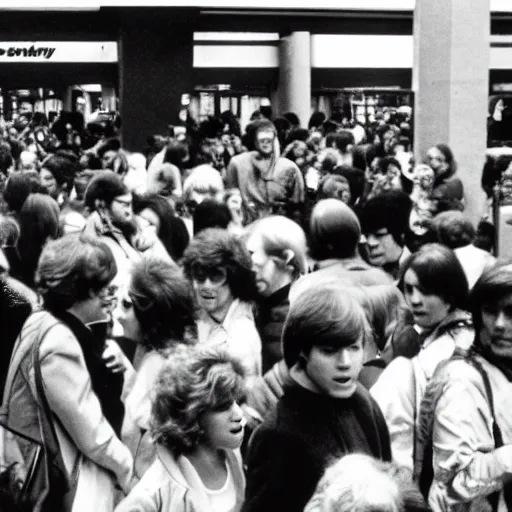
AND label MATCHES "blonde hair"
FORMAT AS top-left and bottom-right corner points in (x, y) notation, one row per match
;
(183, 164), (224, 203)
(245, 215), (308, 277)
(305, 454), (407, 512)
